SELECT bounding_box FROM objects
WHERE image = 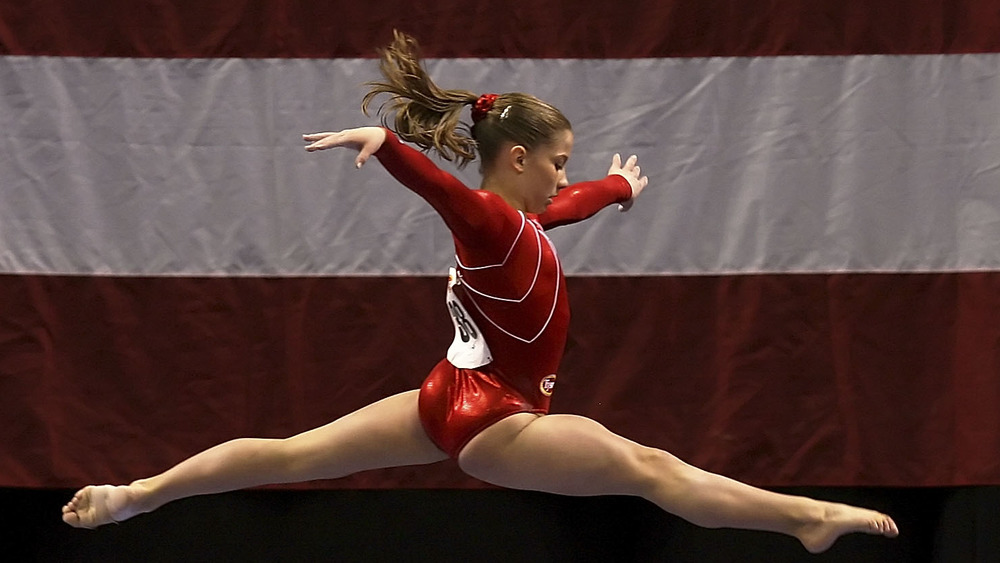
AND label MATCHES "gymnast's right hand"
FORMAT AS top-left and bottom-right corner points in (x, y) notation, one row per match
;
(303, 126), (386, 169)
